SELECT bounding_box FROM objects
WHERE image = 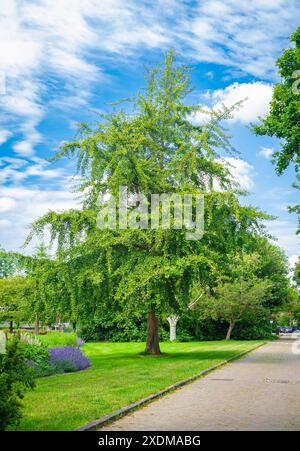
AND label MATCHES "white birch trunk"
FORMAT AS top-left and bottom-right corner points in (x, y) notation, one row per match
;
(167, 315), (179, 341)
